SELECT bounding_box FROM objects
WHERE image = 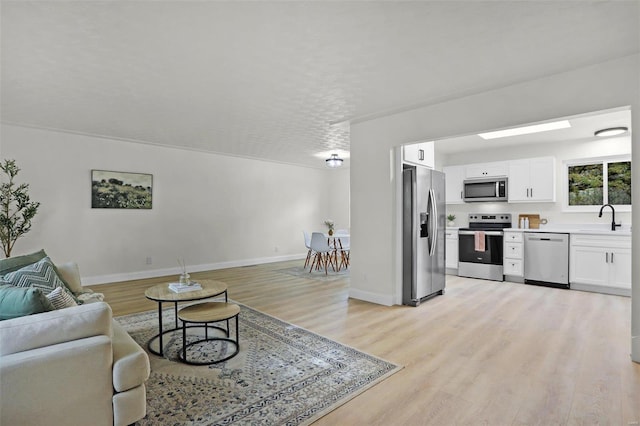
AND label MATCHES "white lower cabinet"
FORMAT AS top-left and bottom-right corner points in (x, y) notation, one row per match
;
(445, 229), (458, 271)
(503, 231), (524, 278)
(570, 234), (631, 296)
